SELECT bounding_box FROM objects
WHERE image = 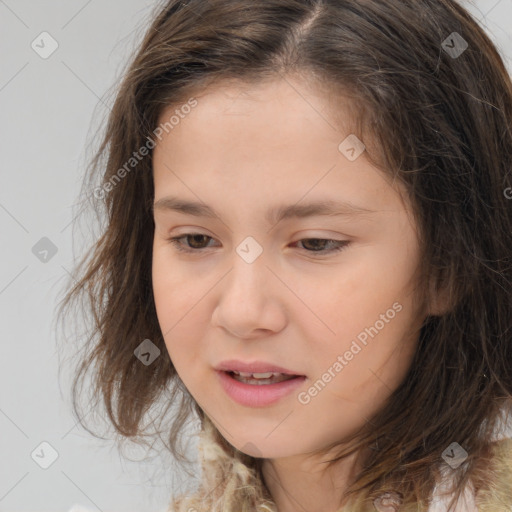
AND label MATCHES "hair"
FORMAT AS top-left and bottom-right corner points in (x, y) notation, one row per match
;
(56, 0), (512, 510)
